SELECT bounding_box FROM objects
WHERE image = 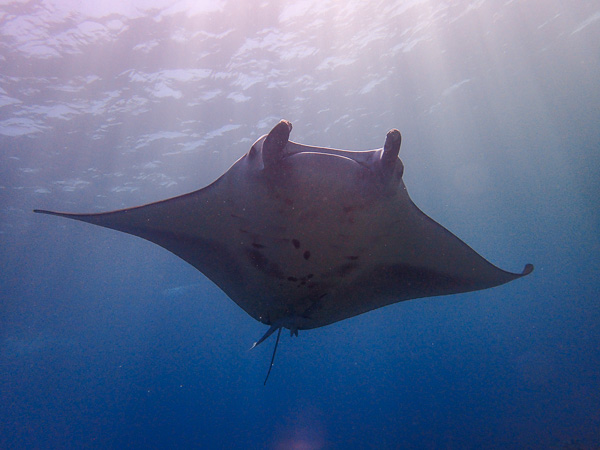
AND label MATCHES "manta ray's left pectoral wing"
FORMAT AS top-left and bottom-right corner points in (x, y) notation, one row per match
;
(33, 181), (243, 286)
